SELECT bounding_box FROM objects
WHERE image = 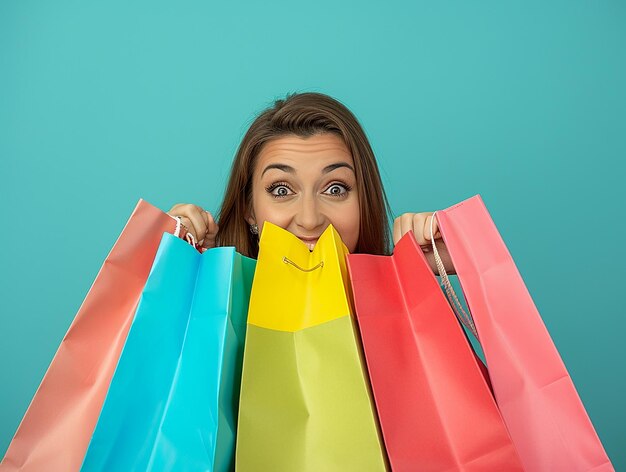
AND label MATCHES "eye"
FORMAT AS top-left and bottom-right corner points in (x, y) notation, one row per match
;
(275, 186), (290, 197)
(266, 182), (294, 198)
(324, 182), (351, 197)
